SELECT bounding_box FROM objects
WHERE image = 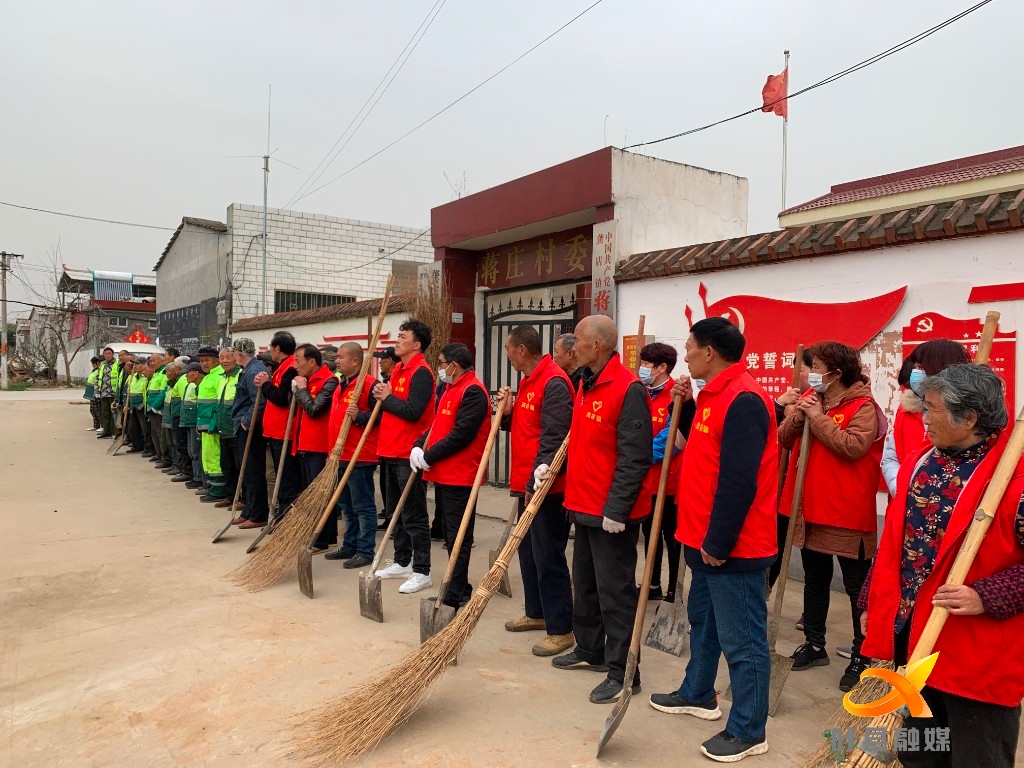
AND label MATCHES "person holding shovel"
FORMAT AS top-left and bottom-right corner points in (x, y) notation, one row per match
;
(861, 363), (1023, 768)
(648, 316), (777, 764)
